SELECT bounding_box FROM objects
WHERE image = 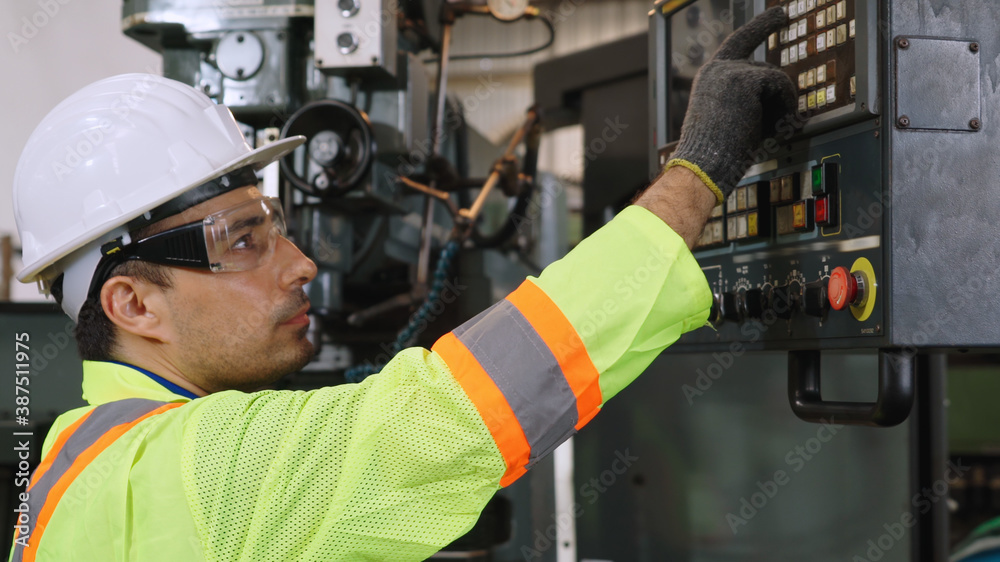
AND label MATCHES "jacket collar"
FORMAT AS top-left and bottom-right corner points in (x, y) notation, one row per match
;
(81, 360), (198, 405)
